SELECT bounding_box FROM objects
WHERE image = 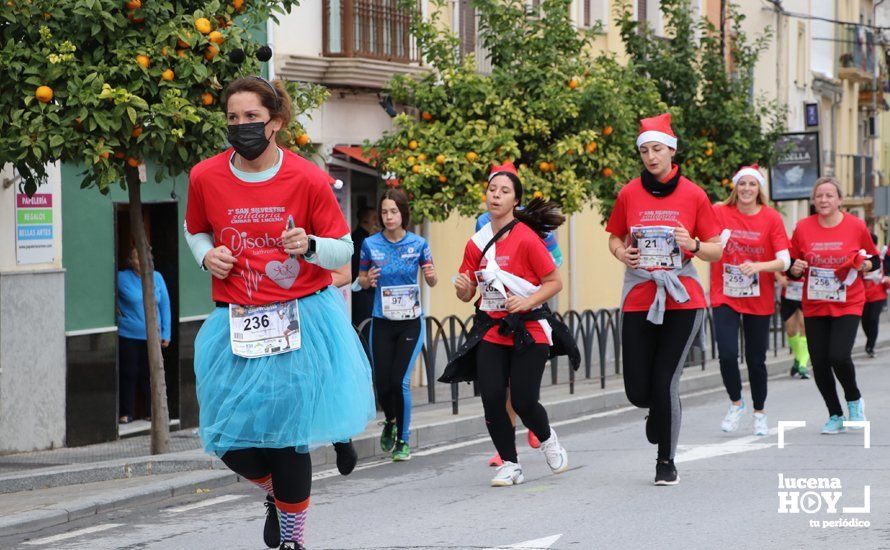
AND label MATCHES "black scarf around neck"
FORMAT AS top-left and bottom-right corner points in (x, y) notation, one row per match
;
(641, 165), (681, 197)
